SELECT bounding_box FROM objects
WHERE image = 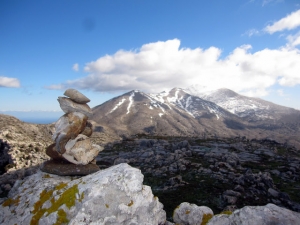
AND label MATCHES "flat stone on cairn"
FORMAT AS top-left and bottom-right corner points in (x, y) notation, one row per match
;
(64, 88), (91, 104)
(41, 88), (103, 176)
